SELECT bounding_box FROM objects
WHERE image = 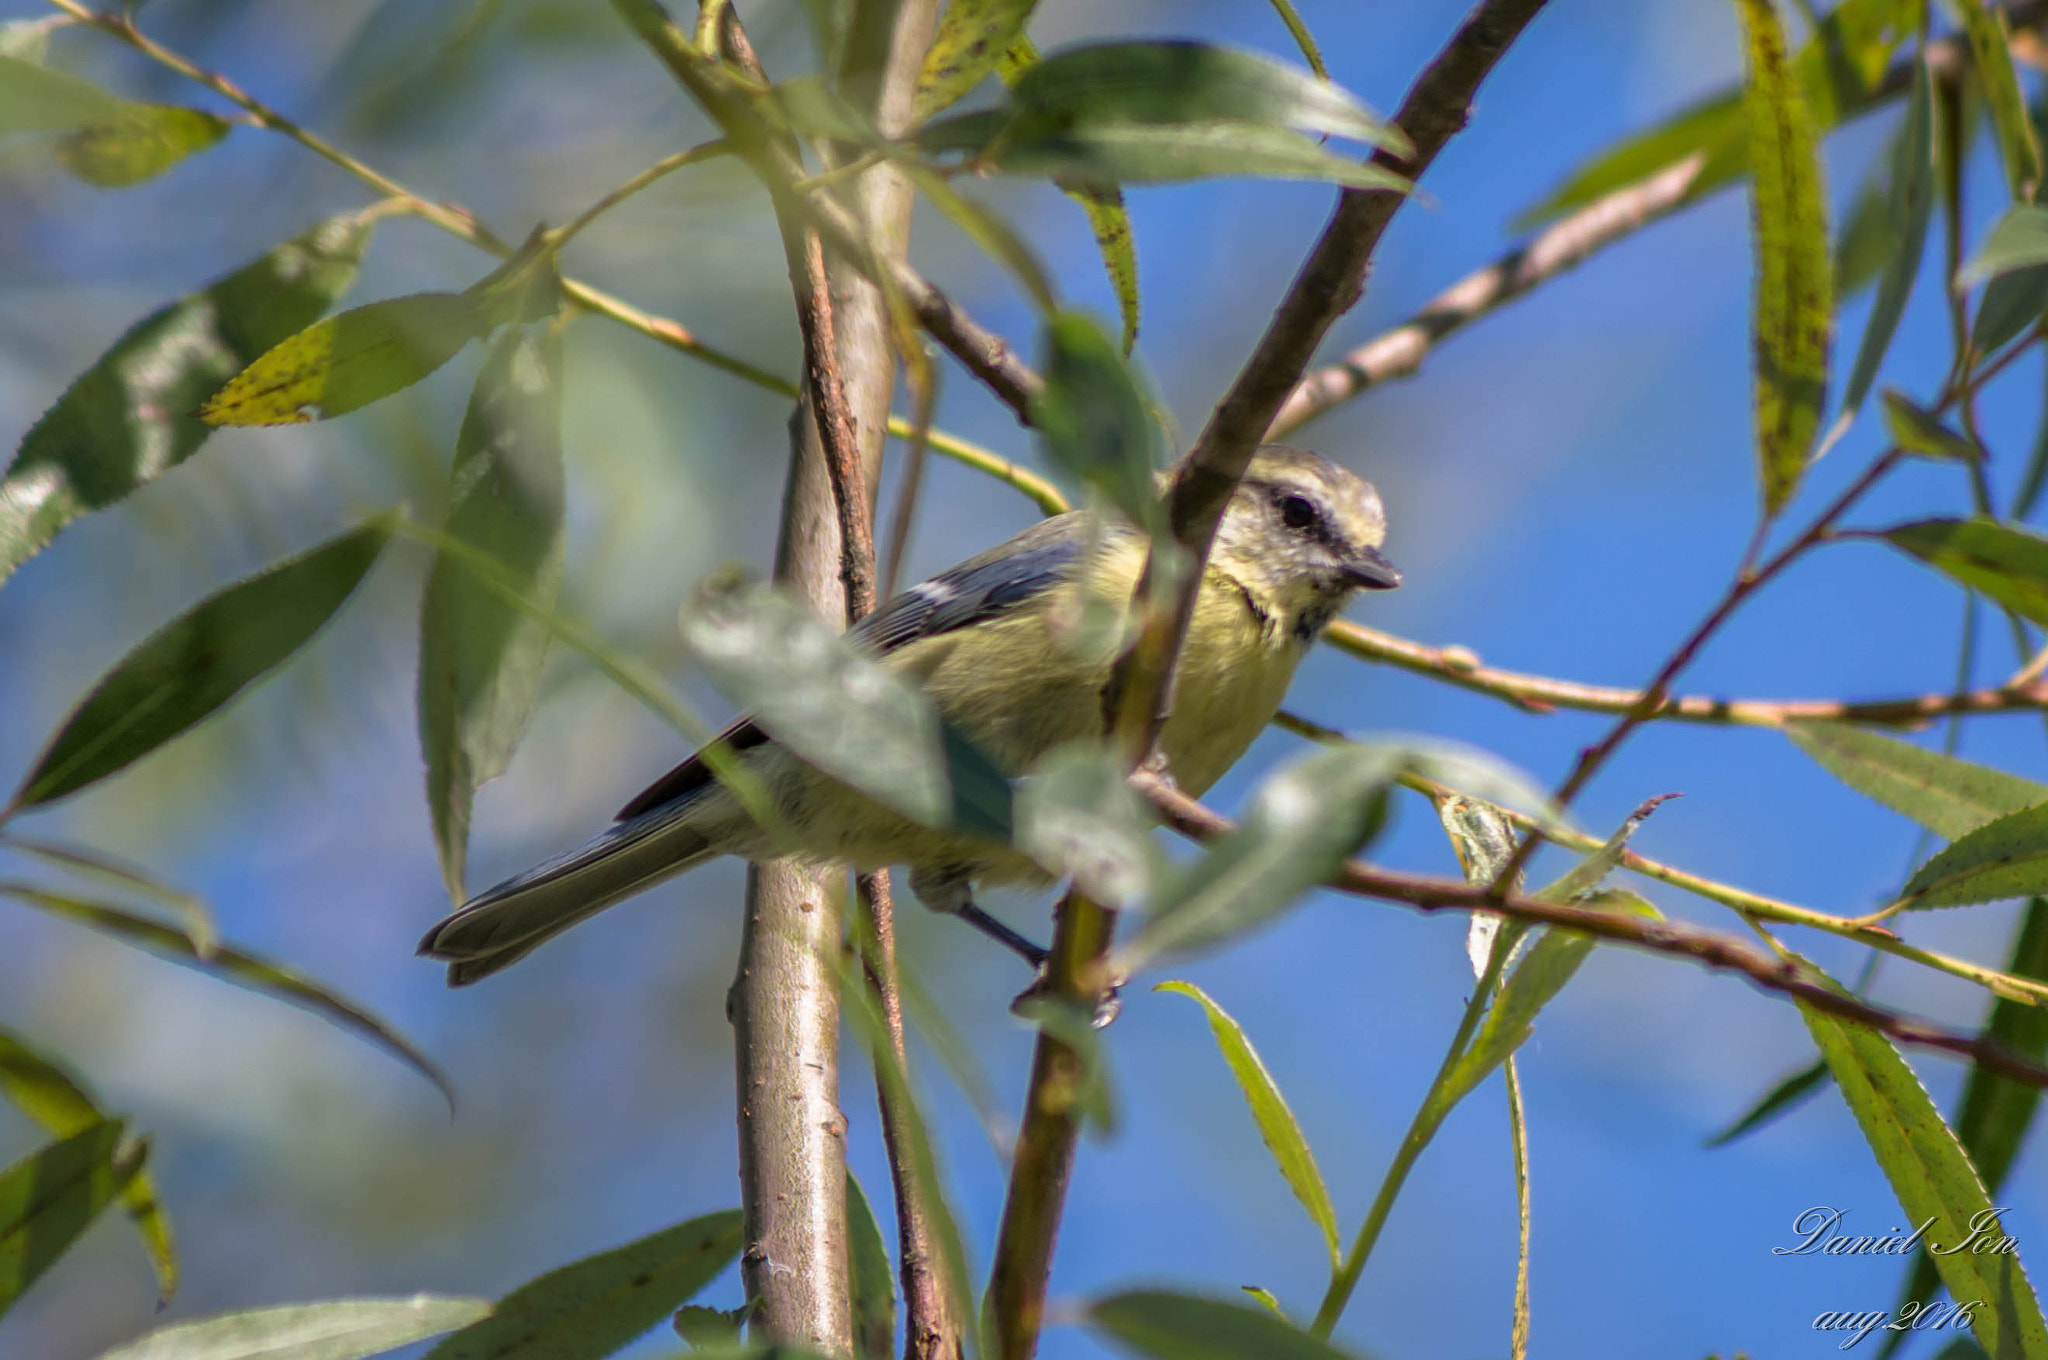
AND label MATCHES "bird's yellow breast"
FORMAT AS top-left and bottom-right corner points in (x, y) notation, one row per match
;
(883, 552), (1307, 797)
